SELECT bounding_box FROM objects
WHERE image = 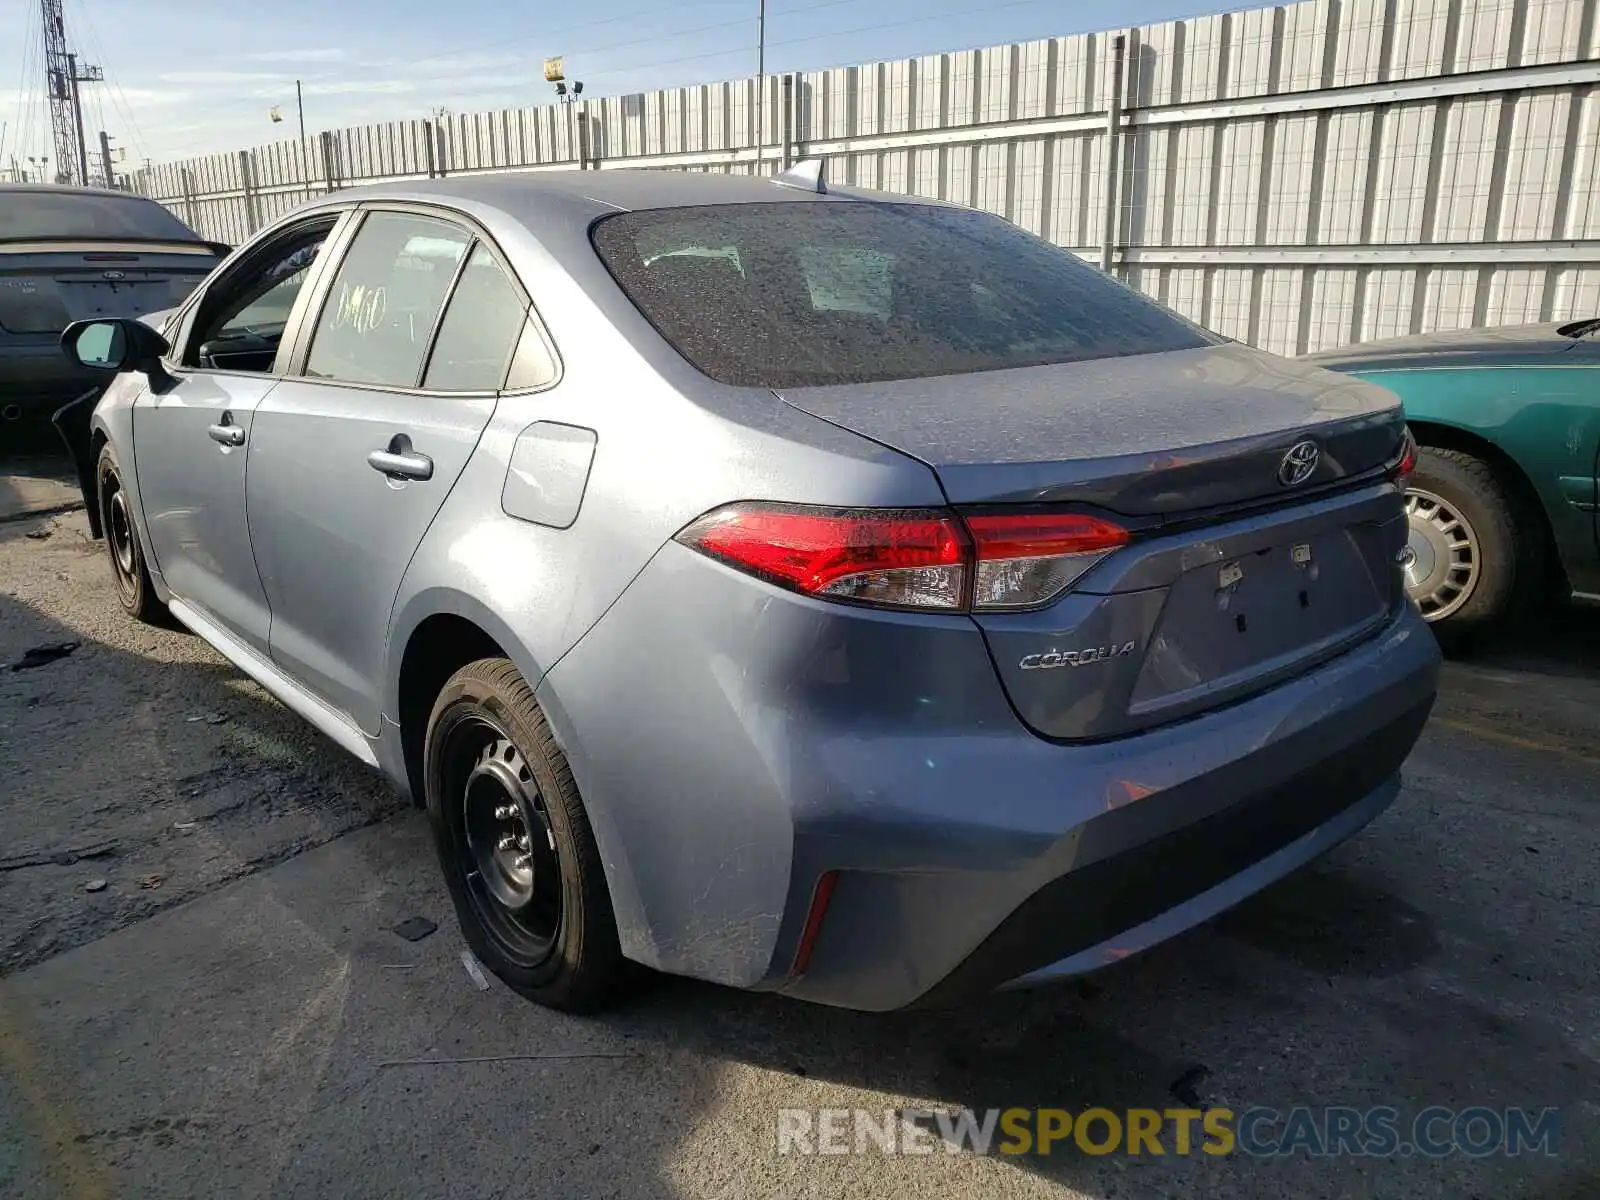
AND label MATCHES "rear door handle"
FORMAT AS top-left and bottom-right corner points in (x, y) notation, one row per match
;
(367, 434), (433, 481)
(207, 419), (245, 447)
